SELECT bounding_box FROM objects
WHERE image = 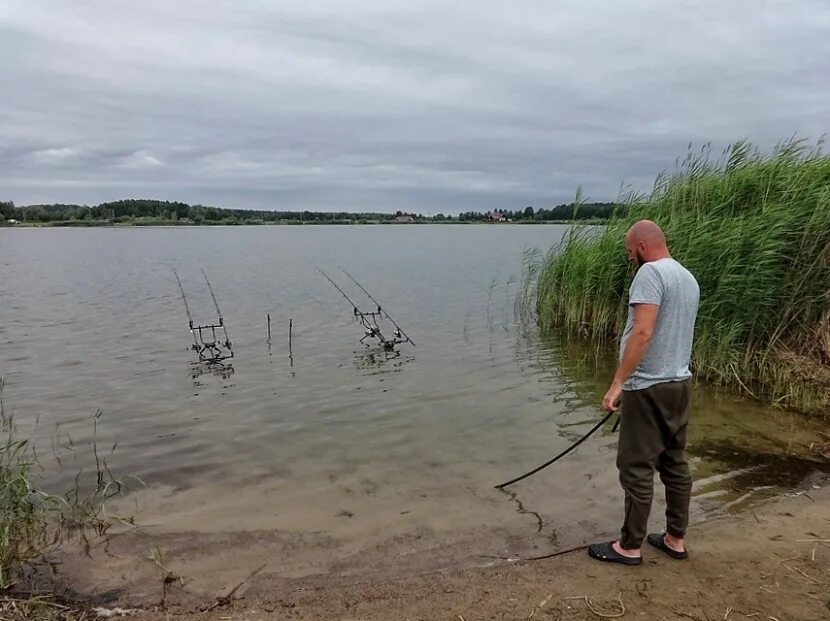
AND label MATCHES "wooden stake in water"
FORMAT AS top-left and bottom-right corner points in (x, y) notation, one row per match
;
(267, 313), (271, 342)
(289, 318), (294, 370)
